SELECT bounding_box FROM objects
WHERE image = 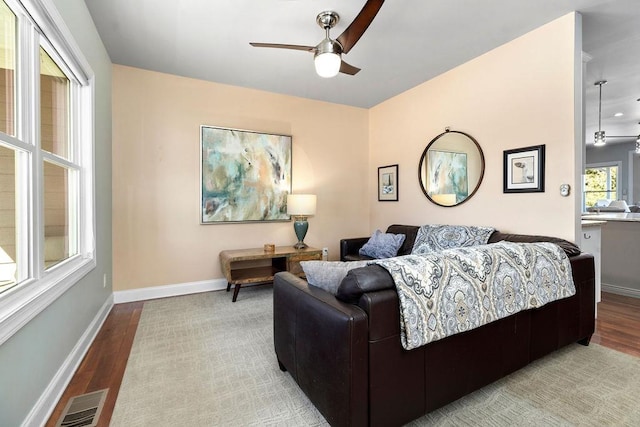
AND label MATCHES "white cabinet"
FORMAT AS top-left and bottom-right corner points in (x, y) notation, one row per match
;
(581, 221), (604, 315)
